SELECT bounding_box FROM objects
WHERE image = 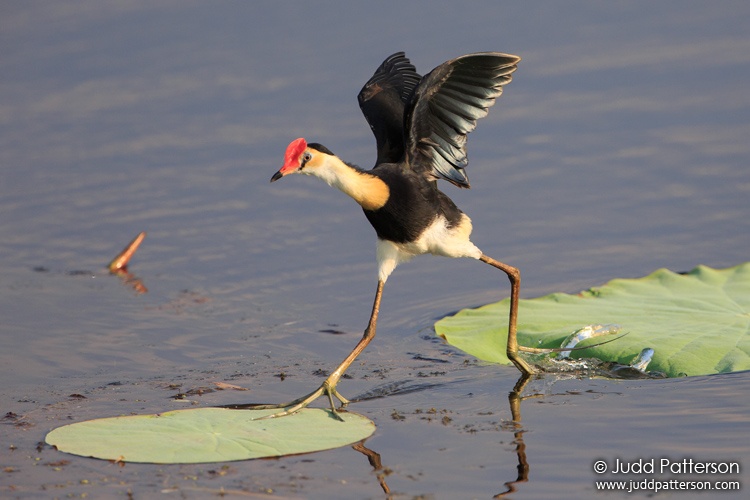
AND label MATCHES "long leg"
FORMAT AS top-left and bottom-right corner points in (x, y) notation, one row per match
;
(479, 255), (535, 375)
(254, 279), (385, 419)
